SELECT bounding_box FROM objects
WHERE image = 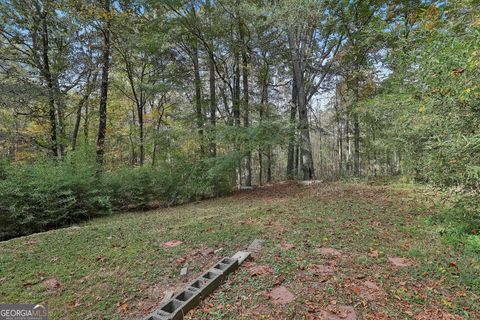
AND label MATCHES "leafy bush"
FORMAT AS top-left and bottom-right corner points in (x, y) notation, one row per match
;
(103, 166), (176, 210)
(174, 155), (237, 202)
(436, 192), (480, 236)
(0, 148), (238, 240)
(0, 151), (111, 240)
